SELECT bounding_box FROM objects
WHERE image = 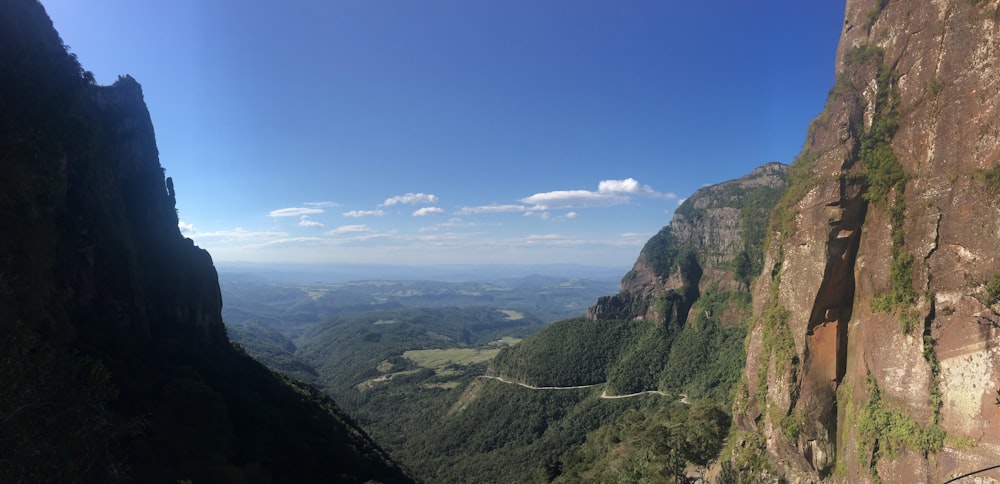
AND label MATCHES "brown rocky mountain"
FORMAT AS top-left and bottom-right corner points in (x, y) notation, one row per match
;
(587, 162), (788, 325)
(732, 0), (1000, 481)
